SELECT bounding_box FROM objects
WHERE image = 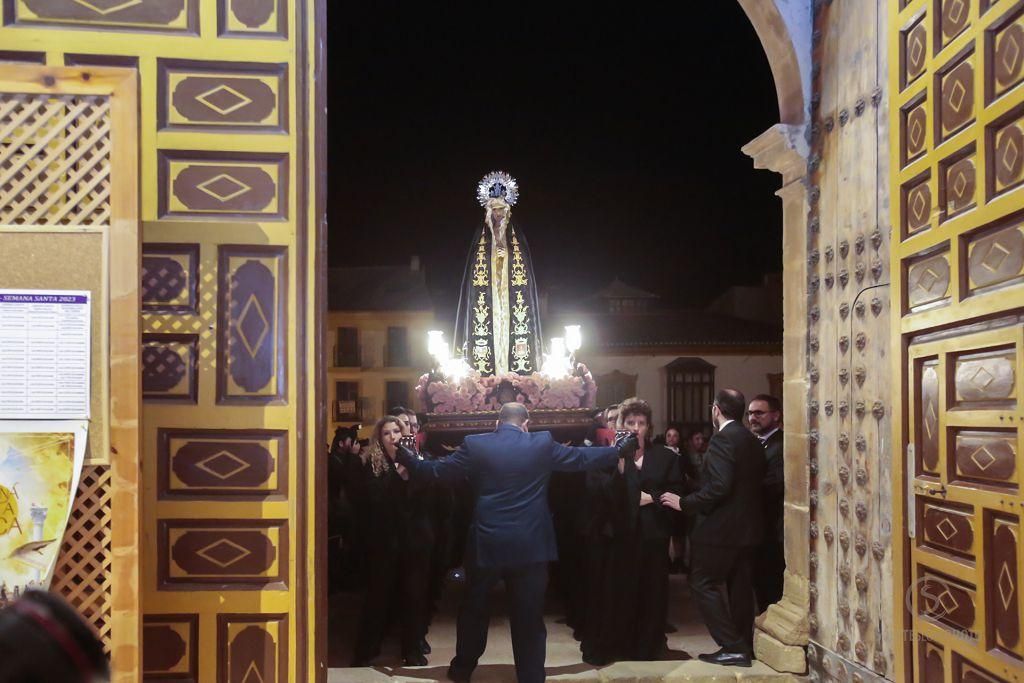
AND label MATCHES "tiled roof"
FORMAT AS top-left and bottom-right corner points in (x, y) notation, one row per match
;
(549, 310), (781, 349)
(592, 277), (660, 300)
